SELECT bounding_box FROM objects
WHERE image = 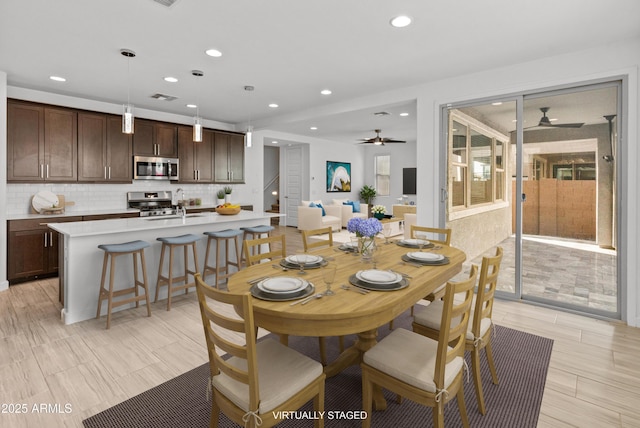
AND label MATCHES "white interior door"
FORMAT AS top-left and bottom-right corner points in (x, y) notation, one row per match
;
(283, 145), (304, 227)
